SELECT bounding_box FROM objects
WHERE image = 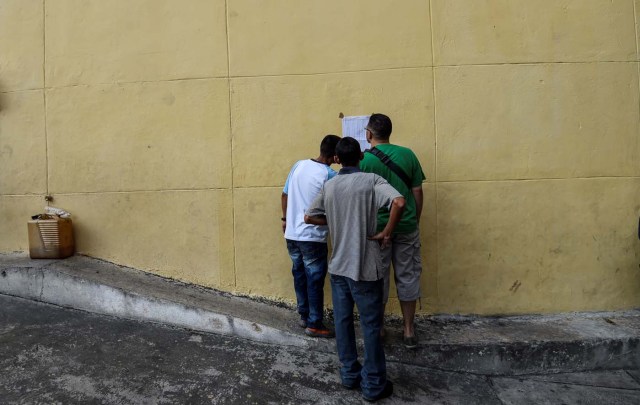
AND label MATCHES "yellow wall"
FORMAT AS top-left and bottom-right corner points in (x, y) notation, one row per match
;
(1, 0), (639, 315)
